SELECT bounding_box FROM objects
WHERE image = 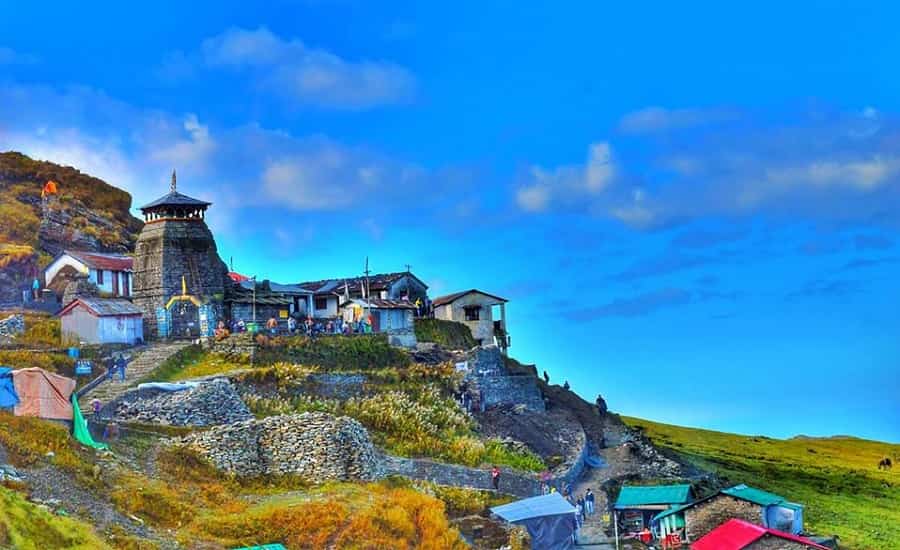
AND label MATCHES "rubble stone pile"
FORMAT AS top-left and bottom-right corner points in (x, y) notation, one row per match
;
(0, 313), (25, 337)
(104, 379), (252, 426)
(176, 412), (380, 481)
